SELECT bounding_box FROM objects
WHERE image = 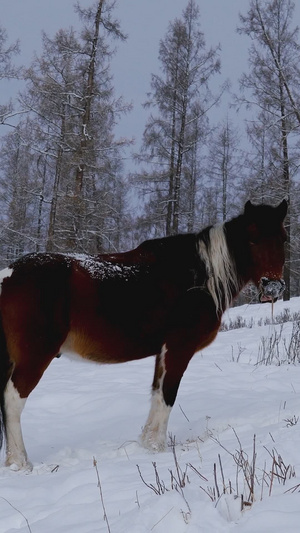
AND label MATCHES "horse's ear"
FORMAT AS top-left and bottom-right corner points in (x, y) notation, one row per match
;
(244, 200), (253, 217)
(276, 199), (288, 221)
(244, 201), (260, 243)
